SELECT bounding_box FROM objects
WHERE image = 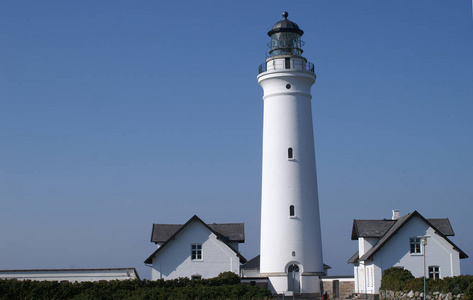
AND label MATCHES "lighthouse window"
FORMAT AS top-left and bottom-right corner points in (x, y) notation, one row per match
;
(289, 205), (295, 217)
(286, 84), (291, 89)
(285, 57), (291, 69)
(288, 147), (293, 159)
